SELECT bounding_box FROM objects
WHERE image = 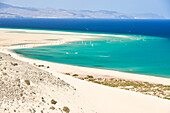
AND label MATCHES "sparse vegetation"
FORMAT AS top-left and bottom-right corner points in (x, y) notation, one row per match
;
(33, 63), (50, 69)
(77, 76), (170, 100)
